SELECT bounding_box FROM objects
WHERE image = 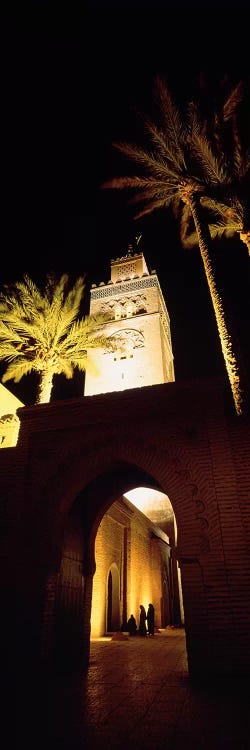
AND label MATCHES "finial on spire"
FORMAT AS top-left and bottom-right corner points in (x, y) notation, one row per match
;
(126, 233), (142, 257)
(135, 233), (142, 247)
